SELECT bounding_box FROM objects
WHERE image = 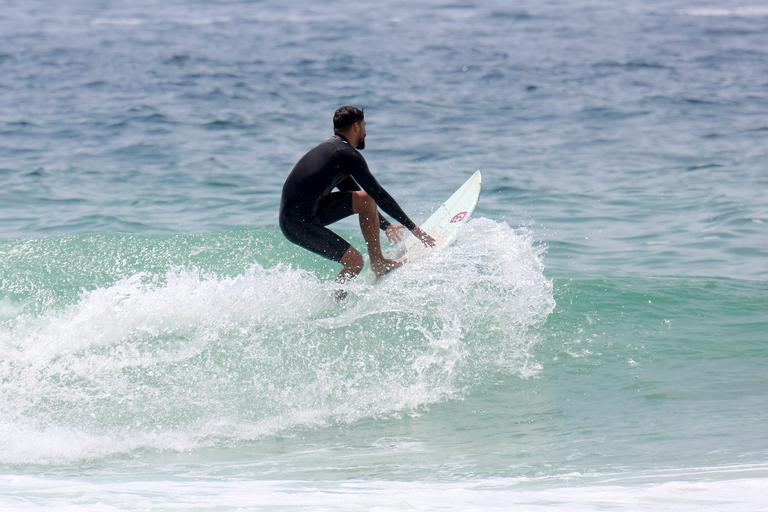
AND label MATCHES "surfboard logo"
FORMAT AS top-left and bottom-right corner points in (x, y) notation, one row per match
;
(450, 211), (468, 223)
